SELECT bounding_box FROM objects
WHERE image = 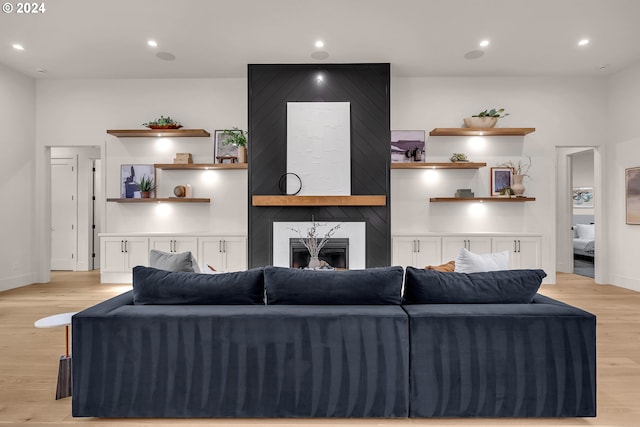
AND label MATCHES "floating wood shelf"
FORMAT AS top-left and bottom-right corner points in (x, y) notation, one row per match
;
(154, 163), (247, 170)
(107, 129), (211, 138)
(391, 162), (486, 169)
(107, 198), (211, 203)
(429, 128), (536, 136)
(252, 195), (386, 207)
(430, 197), (536, 203)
